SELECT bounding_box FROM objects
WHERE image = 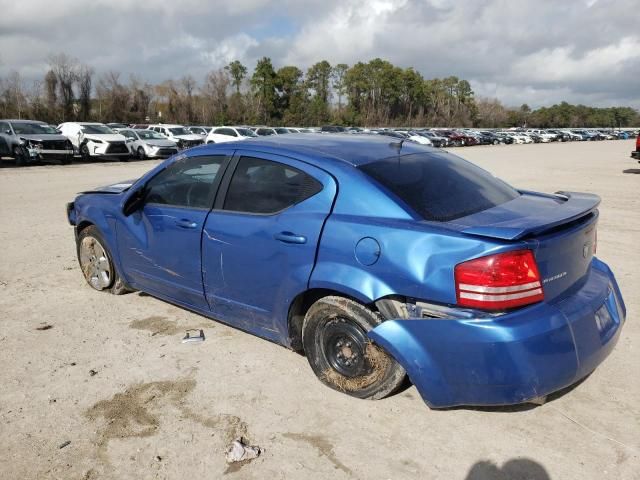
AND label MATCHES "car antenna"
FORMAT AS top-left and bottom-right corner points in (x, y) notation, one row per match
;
(389, 138), (405, 153)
